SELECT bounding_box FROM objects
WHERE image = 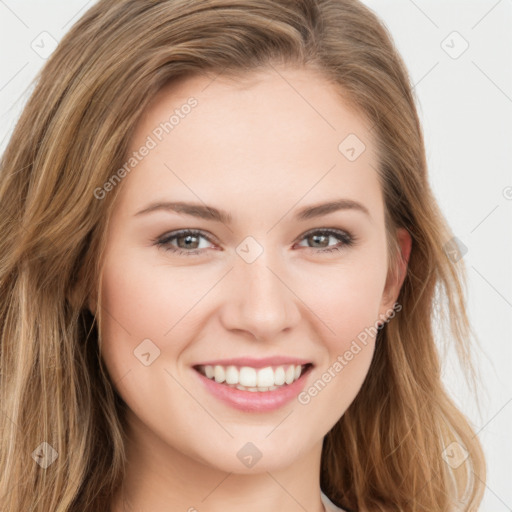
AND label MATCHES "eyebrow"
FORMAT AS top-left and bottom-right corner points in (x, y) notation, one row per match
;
(134, 198), (370, 223)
